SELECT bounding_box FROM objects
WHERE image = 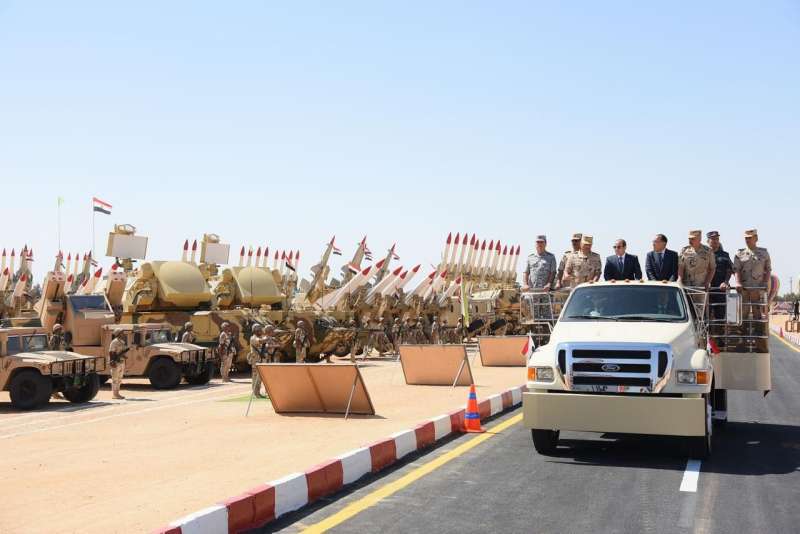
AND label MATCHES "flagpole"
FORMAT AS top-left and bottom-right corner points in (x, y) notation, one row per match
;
(57, 197), (62, 251)
(91, 198), (95, 259)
